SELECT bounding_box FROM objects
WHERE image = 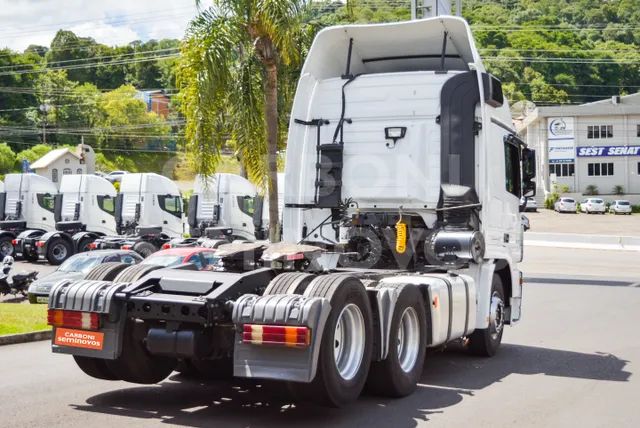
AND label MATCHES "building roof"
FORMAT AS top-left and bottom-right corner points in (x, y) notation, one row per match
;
(30, 148), (80, 169)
